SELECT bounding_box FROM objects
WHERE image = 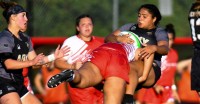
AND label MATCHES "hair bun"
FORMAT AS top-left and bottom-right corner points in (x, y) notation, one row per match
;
(0, 1), (17, 10)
